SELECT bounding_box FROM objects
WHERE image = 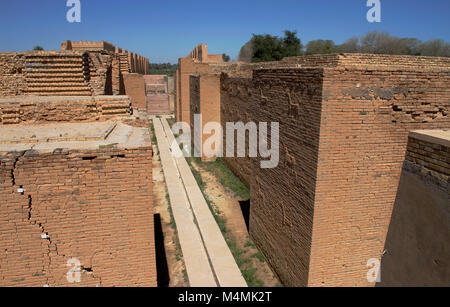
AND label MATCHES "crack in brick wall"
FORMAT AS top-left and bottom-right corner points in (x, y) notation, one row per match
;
(0, 147), (156, 287)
